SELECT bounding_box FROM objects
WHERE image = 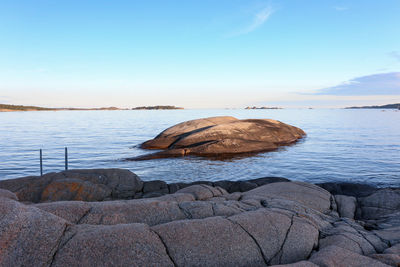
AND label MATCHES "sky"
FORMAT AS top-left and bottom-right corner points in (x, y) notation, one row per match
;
(0, 0), (399, 108)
